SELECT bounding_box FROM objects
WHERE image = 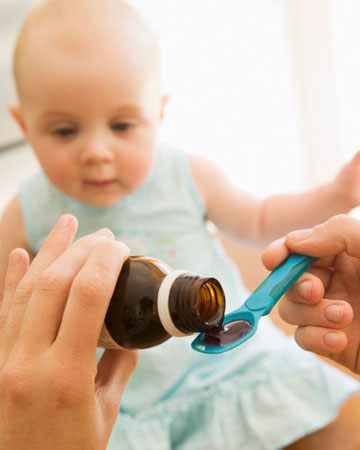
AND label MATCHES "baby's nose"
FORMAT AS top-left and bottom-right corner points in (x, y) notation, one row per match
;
(79, 139), (114, 164)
